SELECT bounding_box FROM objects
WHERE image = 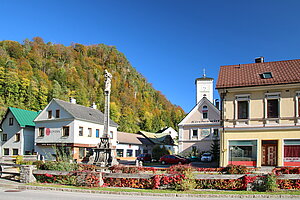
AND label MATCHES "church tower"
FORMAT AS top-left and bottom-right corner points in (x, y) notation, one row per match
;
(195, 70), (214, 104)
